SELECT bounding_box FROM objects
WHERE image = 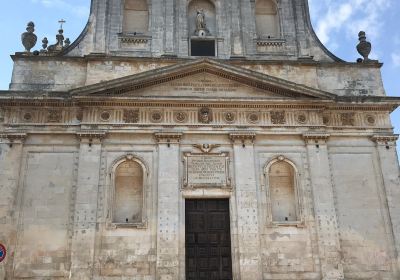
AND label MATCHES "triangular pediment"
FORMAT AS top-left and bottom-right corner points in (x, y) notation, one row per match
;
(70, 59), (336, 100)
